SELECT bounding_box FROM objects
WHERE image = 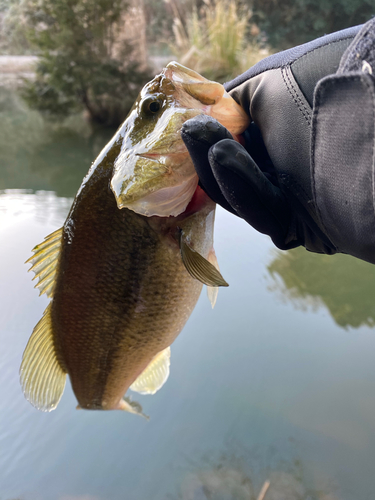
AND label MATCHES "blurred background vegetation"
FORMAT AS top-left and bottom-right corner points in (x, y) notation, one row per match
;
(0, 0), (374, 128)
(268, 247), (375, 329)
